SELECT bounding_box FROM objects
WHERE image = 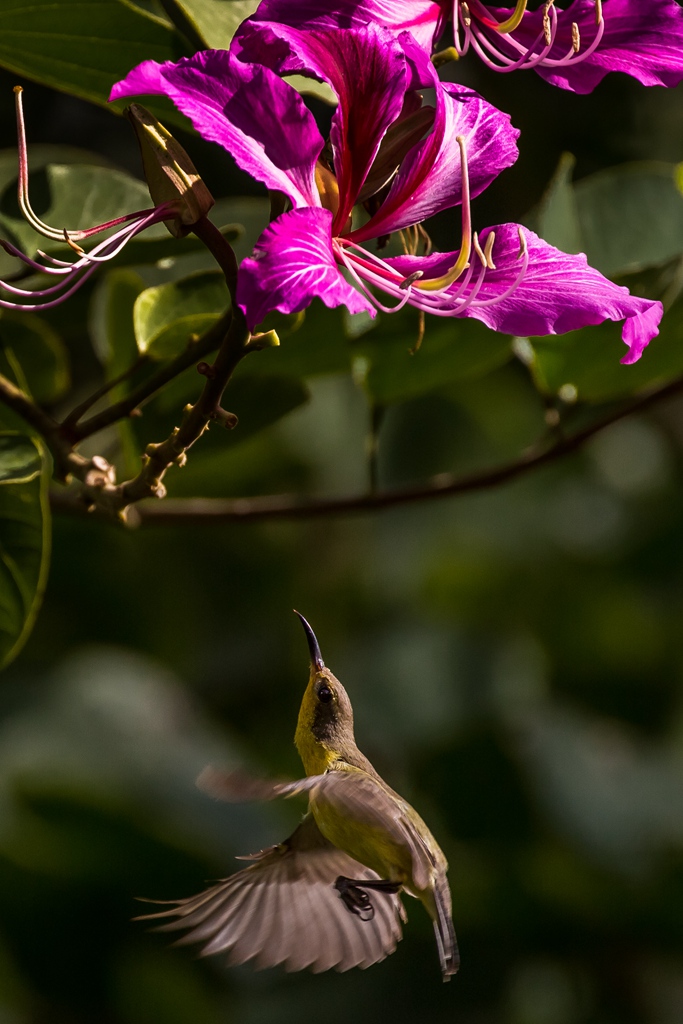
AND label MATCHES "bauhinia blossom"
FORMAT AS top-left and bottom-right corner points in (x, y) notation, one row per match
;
(238, 0), (683, 94)
(112, 23), (662, 363)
